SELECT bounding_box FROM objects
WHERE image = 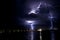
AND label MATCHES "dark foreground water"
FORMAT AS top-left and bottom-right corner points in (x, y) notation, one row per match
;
(0, 30), (60, 40)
